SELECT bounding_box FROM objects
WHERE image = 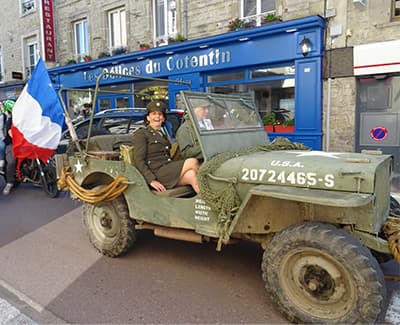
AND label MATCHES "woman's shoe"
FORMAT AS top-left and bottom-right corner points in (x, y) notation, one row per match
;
(2, 183), (13, 195)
